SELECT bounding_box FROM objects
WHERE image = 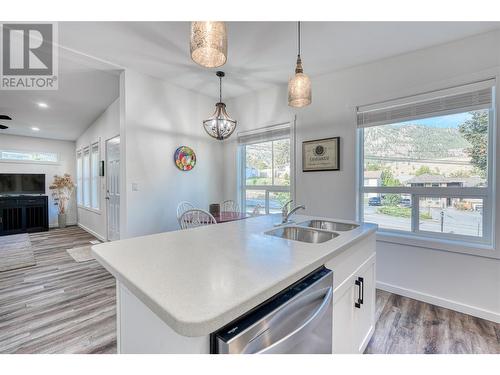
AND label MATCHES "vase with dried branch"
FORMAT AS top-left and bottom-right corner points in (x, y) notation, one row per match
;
(49, 174), (75, 228)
